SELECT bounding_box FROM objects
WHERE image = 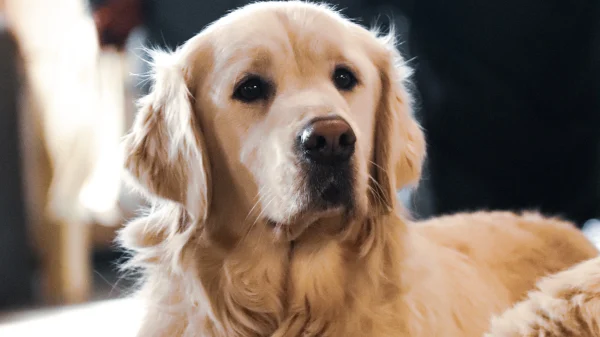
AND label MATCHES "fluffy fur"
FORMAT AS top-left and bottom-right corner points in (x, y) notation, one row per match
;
(485, 256), (600, 337)
(119, 2), (599, 336)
